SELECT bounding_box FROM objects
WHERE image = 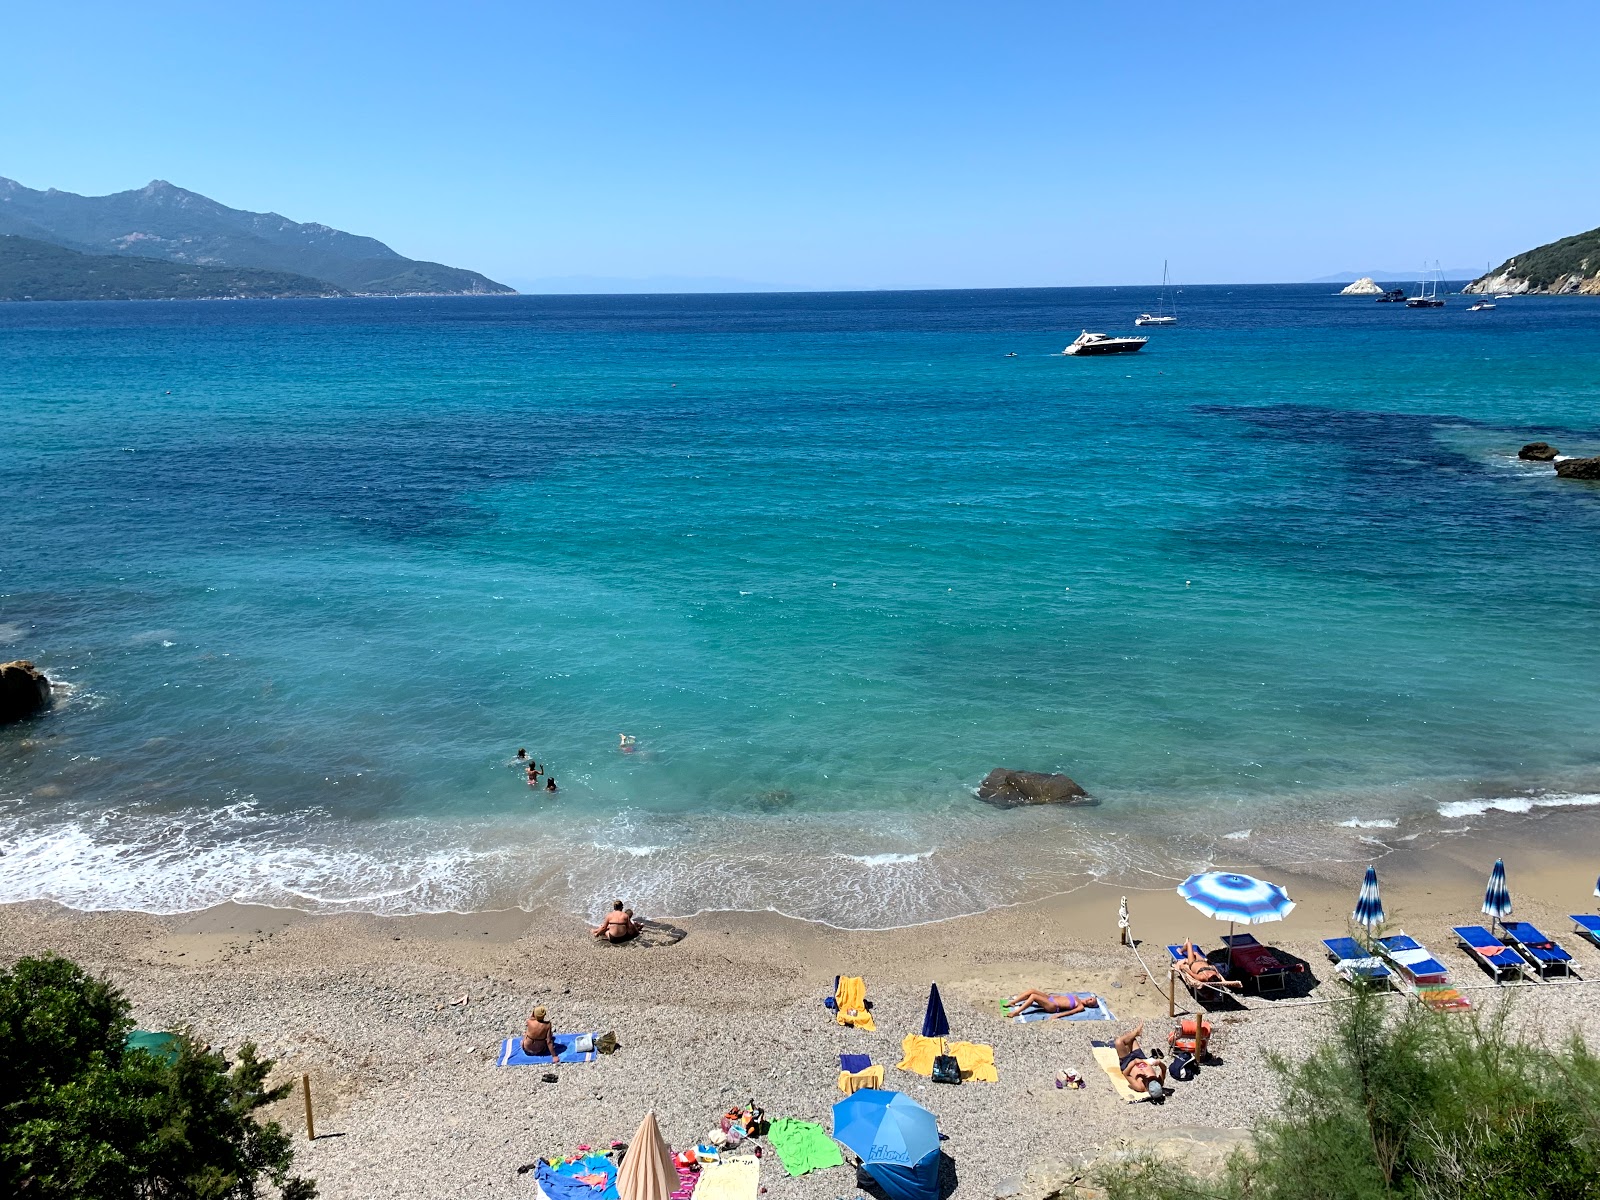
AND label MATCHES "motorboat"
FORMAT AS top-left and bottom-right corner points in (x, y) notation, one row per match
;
(1467, 299), (1496, 311)
(1375, 287), (1407, 303)
(1135, 260), (1179, 326)
(1063, 330), (1148, 356)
